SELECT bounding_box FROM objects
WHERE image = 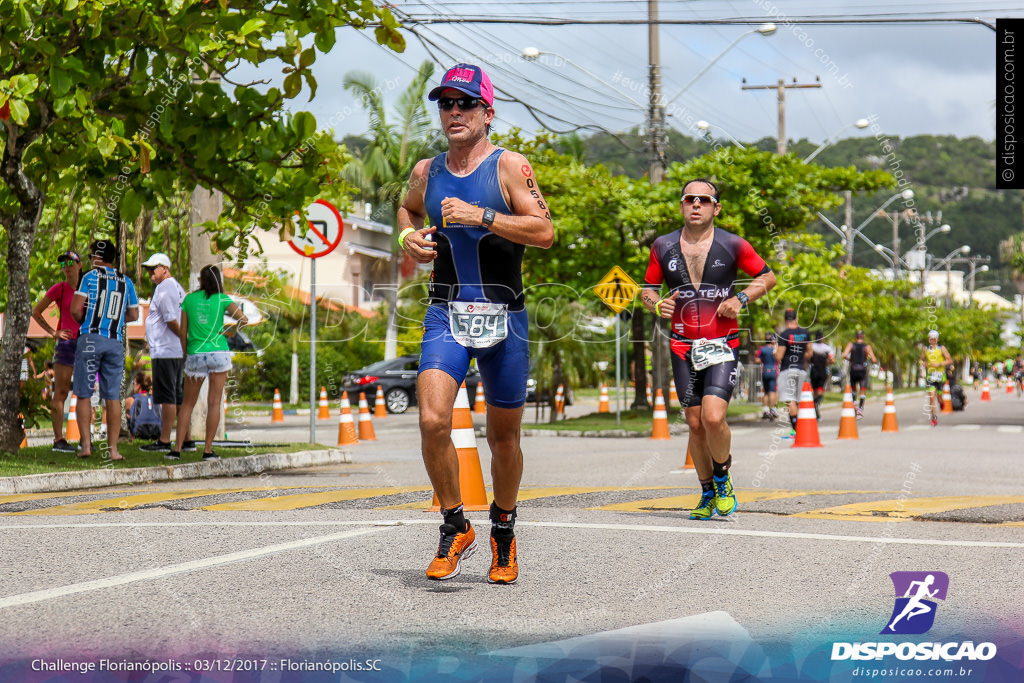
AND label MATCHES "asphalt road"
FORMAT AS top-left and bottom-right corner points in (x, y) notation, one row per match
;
(1, 387), (1022, 681)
